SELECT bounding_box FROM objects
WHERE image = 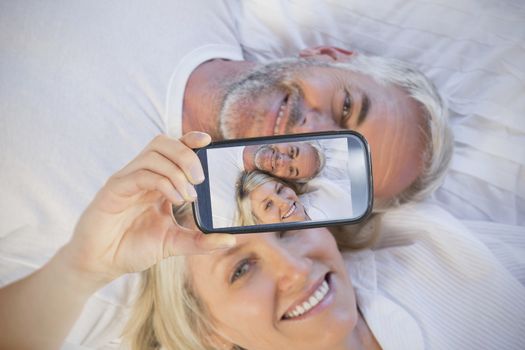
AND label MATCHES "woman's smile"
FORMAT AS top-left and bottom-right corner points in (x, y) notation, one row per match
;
(281, 202), (297, 219)
(282, 273), (334, 321)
